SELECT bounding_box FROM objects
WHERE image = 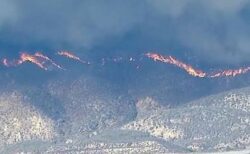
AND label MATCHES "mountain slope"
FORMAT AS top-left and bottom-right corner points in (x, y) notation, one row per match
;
(1, 81), (250, 153)
(122, 87), (250, 152)
(0, 91), (56, 148)
(46, 75), (137, 137)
